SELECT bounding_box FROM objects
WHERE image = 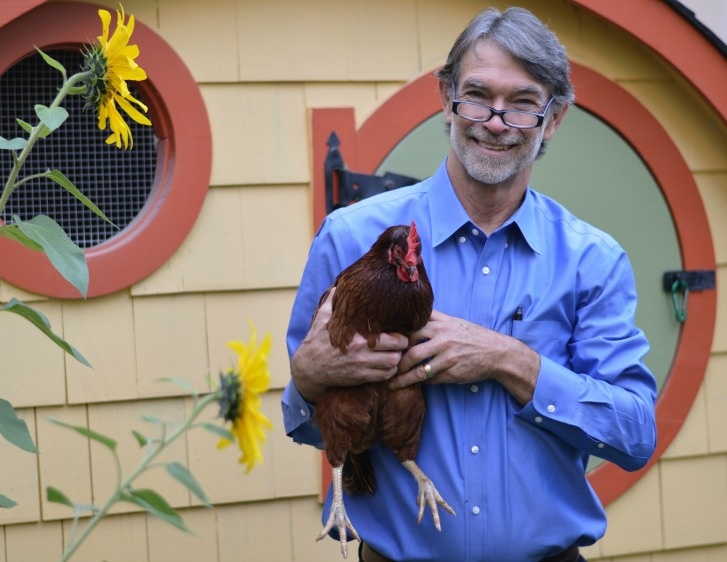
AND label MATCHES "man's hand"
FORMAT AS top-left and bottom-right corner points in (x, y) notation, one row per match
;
(393, 310), (541, 406)
(290, 288), (410, 403)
